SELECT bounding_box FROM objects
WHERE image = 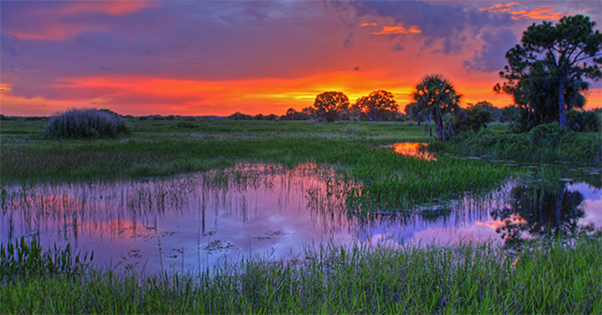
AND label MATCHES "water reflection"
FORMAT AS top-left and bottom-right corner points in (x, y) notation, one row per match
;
(1, 163), (600, 274)
(491, 179), (591, 246)
(390, 143), (436, 160)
